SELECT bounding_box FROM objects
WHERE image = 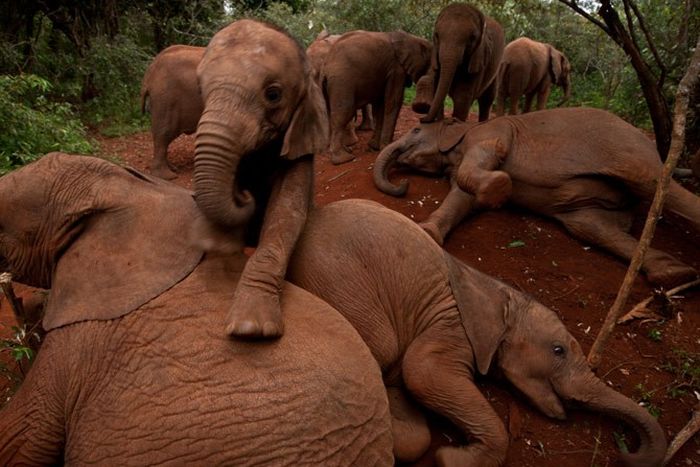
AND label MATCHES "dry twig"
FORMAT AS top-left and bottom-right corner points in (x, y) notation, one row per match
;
(618, 278), (700, 323)
(0, 272), (24, 325)
(663, 403), (700, 466)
